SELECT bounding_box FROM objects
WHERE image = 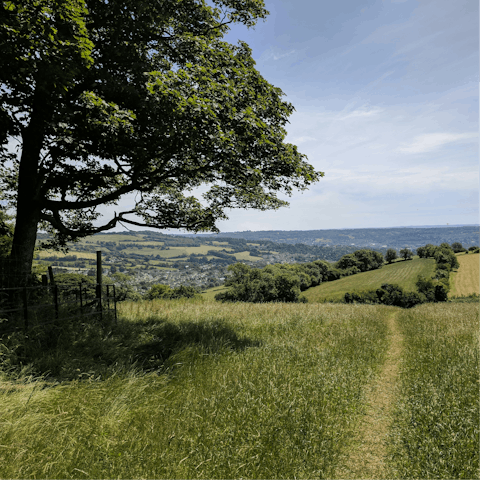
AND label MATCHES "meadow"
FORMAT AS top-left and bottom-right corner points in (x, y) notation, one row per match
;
(388, 303), (479, 478)
(449, 252), (479, 297)
(0, 298), (477, 479)
(302, 257), (435, 303)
